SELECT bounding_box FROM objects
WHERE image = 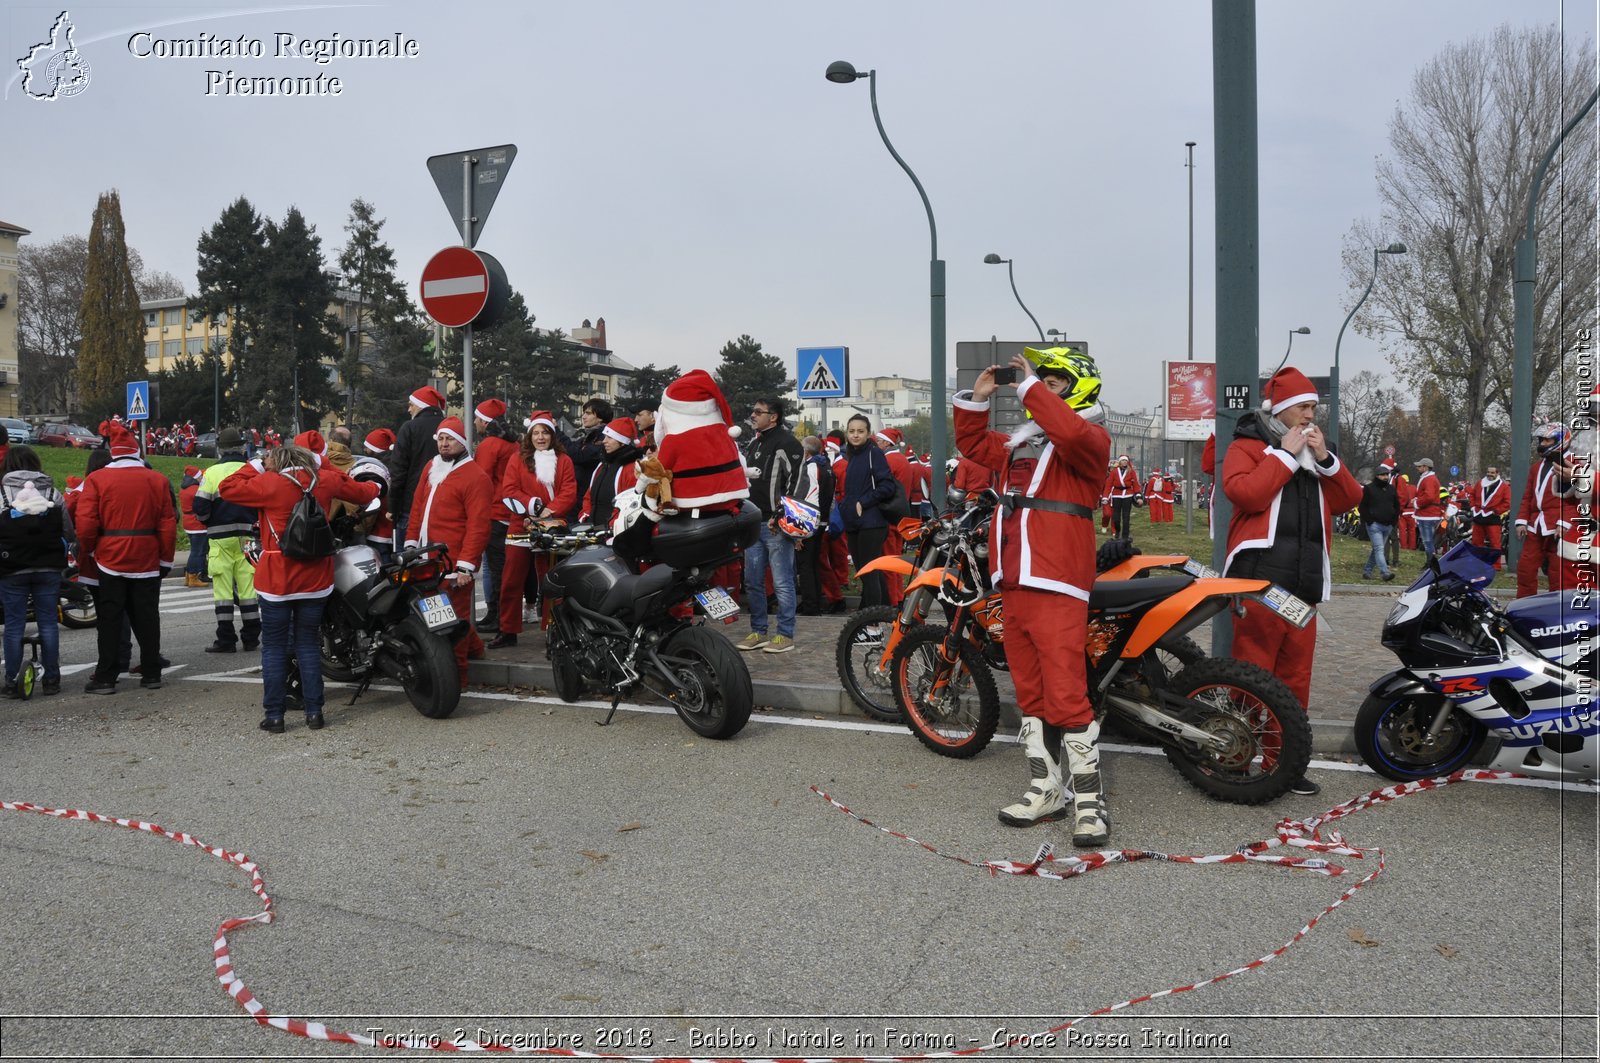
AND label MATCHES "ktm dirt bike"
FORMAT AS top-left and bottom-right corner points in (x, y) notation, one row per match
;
(834, 495), (996, 722)
(891, 536), (1312, 805)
